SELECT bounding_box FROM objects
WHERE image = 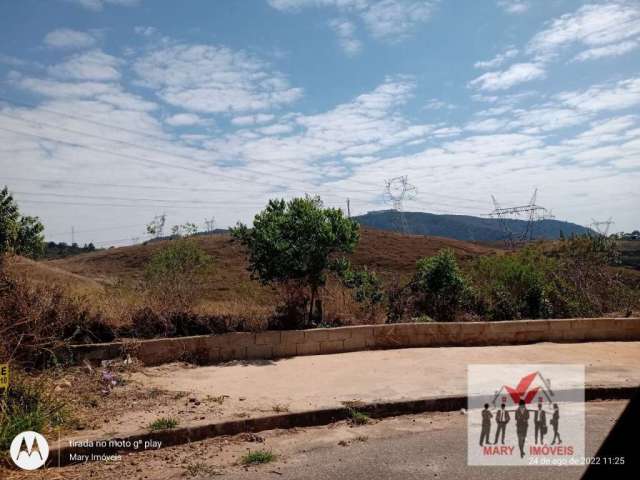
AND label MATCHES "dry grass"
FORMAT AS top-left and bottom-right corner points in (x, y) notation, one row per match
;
(14, 229), (494, 329)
